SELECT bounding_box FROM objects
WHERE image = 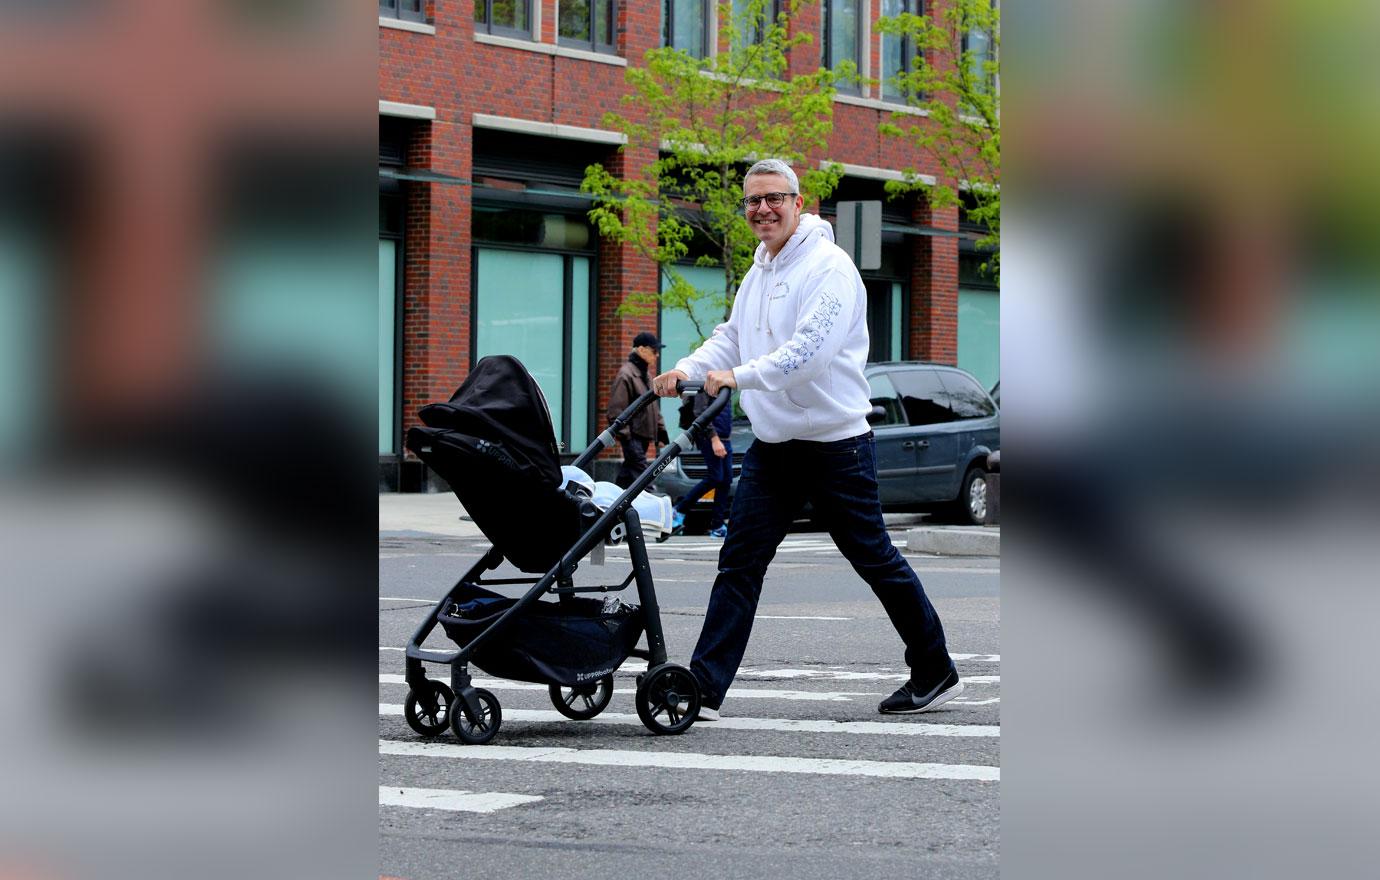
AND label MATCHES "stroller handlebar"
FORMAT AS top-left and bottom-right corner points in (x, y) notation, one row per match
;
(570, 380), (731, 471)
